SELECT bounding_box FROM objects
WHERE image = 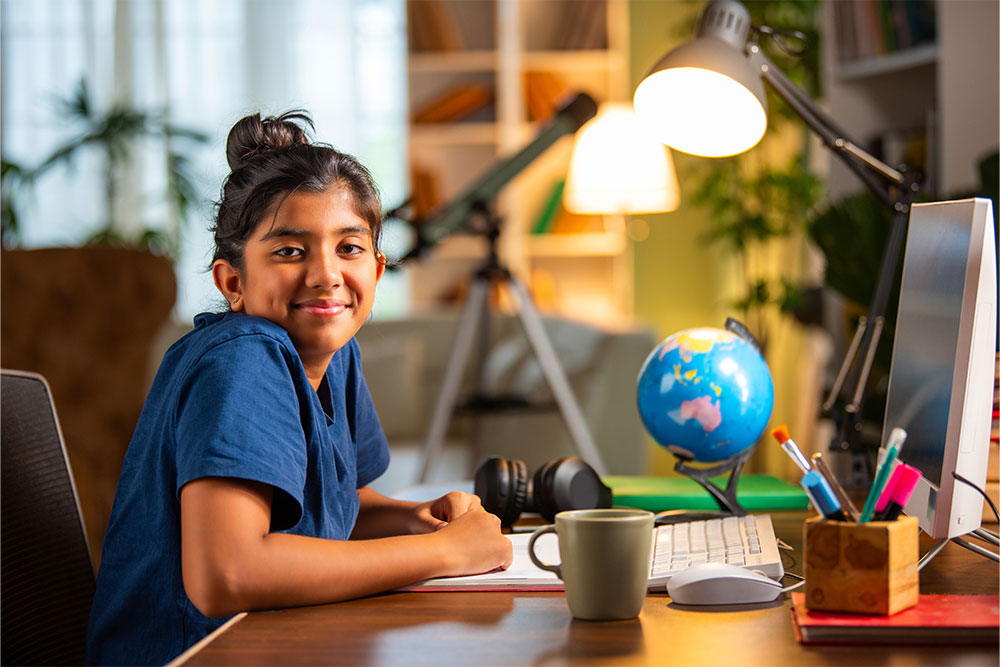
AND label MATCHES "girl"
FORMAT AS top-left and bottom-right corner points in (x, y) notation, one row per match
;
(86, 111), (512, 666)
